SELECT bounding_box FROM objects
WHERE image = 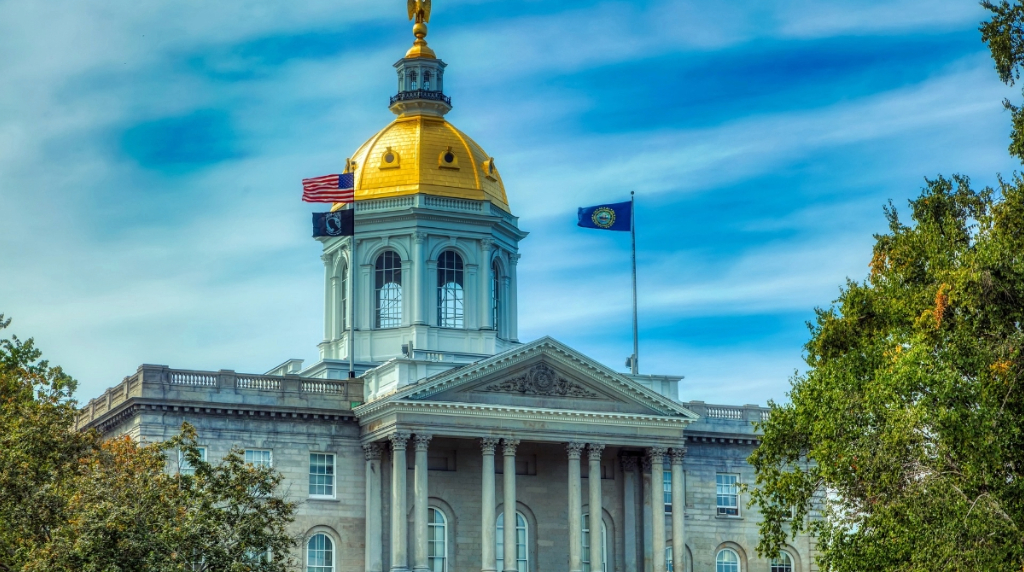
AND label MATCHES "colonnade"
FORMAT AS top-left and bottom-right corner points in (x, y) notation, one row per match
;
(363, 433), (687, 572)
